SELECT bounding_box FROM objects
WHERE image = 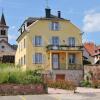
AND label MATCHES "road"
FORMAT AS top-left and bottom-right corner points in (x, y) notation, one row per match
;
(0, 93), (100, 100)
